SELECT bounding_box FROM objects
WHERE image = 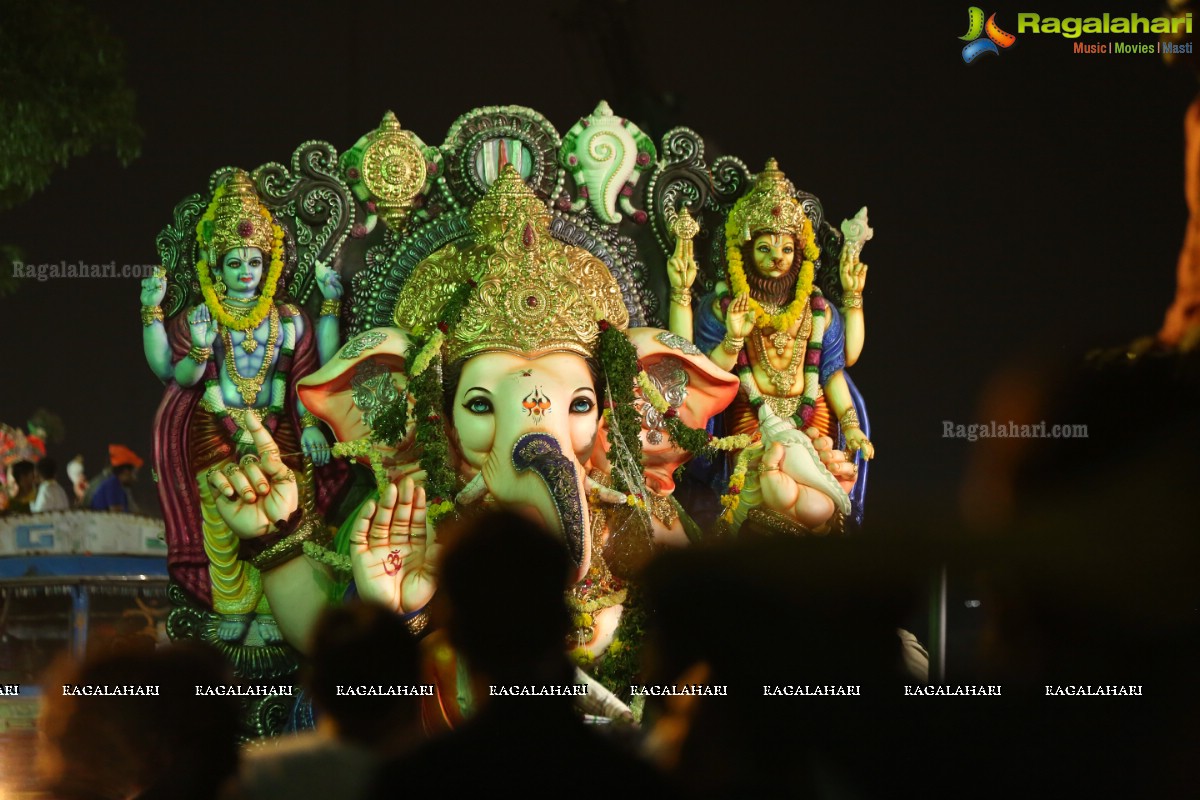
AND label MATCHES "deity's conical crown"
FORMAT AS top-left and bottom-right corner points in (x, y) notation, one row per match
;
(393, 165), (628, 362)
(203, 169), (276, 259)
(727, 158), (809, 243)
